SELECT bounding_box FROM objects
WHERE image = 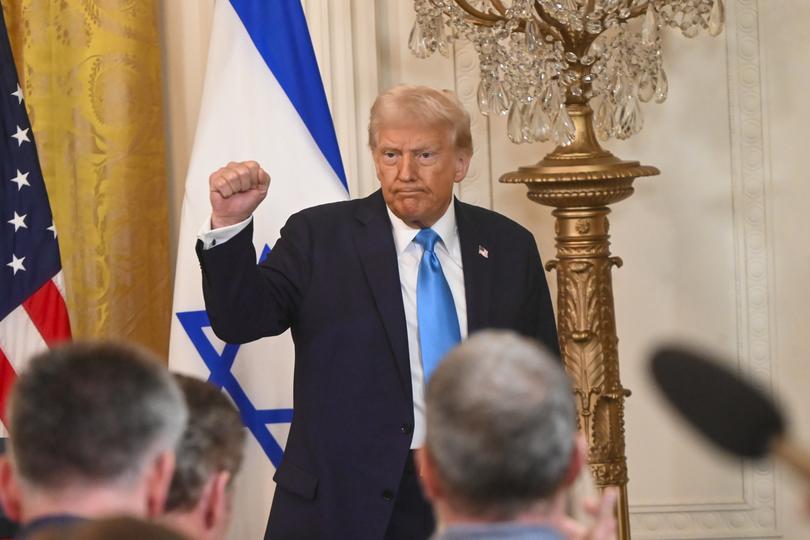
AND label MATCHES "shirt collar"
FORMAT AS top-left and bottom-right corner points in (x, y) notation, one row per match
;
(386, 199), (459, 258)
